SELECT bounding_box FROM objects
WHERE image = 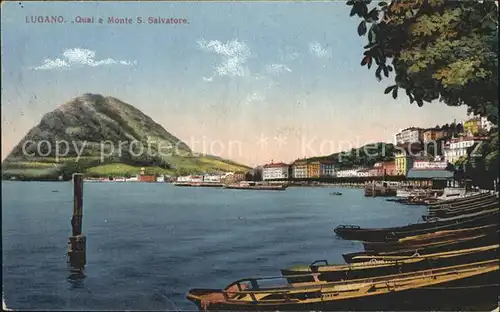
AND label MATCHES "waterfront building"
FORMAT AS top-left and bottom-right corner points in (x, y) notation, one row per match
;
(422, 128), (448, 143)
(319, 161), (336, 177)
(221, 171), (246, 184)
(480, 117), (495, 132)
(125, 176), (139, 182)
(335, 169), (358, 178)
(394, 127), (424, 145)
(307, 161), (321, 178)
(382, 160), (397, 176)
(395, 152), (415, 176)
(177, 175), (192, 182)
(395, 143), (423, 176)
(262, 162), (290, 180)
(412, 160), (448, 170)
(138, 175), (157, 182)
(368, 162), (384, 177)
(464, 117), (481, 136)
(292, 160), (308, 179)
(190, 175), (204, 183)
(356, 168), (370, 177)
(368, 161), (396, 177)
(394, 150), (408, 176)
(203, 175), (222, 183)
(336, 168), (368, 177)
(232, 171), (247, 182)
(443, 136), (487, 164)
(406, 168), (454, 189)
